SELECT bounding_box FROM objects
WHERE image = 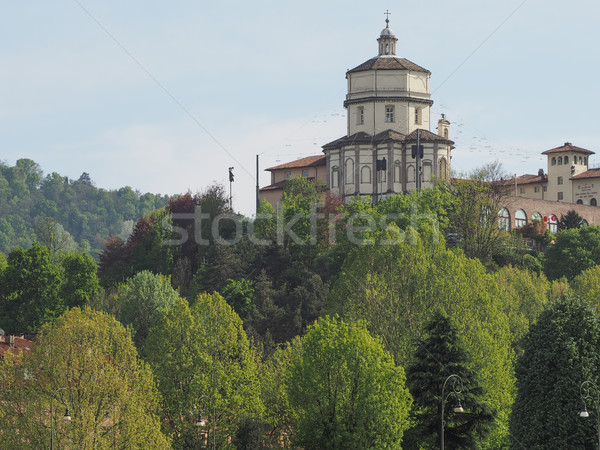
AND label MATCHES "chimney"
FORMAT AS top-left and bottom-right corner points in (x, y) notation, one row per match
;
(538, 169), (544, 177)
(8, 335), (15, 348)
